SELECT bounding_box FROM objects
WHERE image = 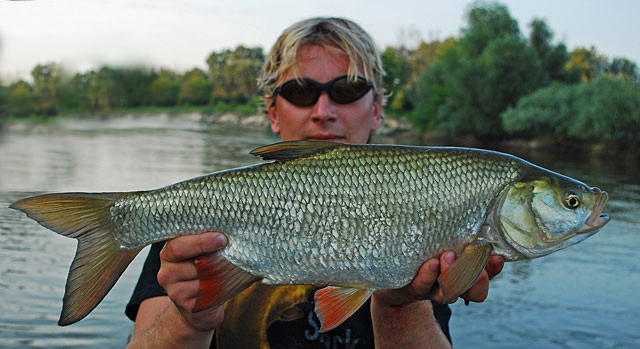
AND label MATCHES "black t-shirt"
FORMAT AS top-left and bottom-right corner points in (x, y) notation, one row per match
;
(126, 241), (452, 348)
